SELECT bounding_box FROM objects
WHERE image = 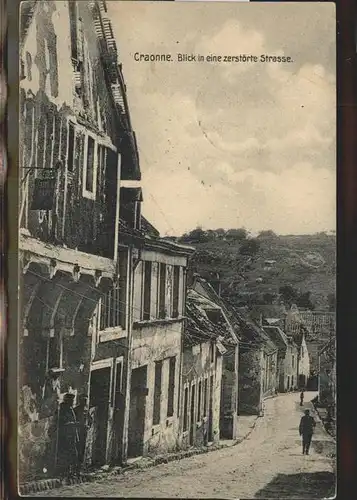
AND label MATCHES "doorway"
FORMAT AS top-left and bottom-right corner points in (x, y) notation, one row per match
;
(208, 375), (214, 442)
(189, 384), (196, 446)
(128, 366), (148, 458)
(89, 366), (111, 466)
